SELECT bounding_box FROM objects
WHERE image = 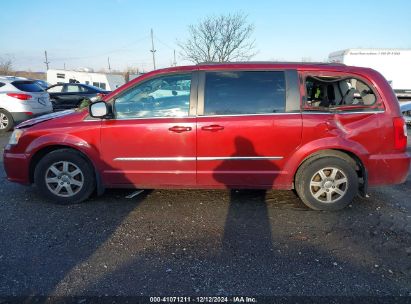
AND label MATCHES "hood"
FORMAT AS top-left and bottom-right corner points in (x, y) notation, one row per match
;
(16, 110), (77, 129)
